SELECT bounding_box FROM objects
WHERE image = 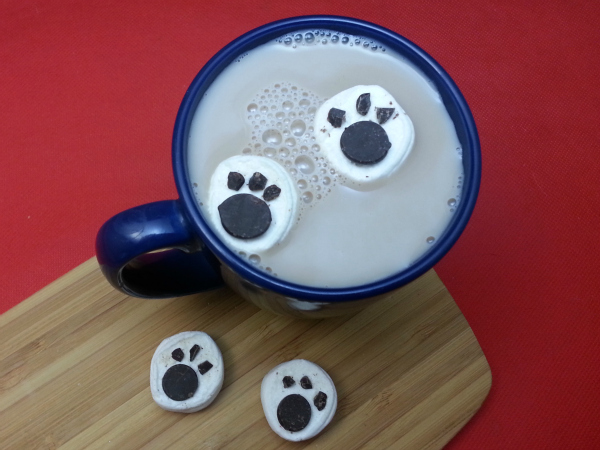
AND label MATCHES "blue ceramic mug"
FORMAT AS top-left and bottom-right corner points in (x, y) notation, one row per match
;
(96, 15), (481, 318)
